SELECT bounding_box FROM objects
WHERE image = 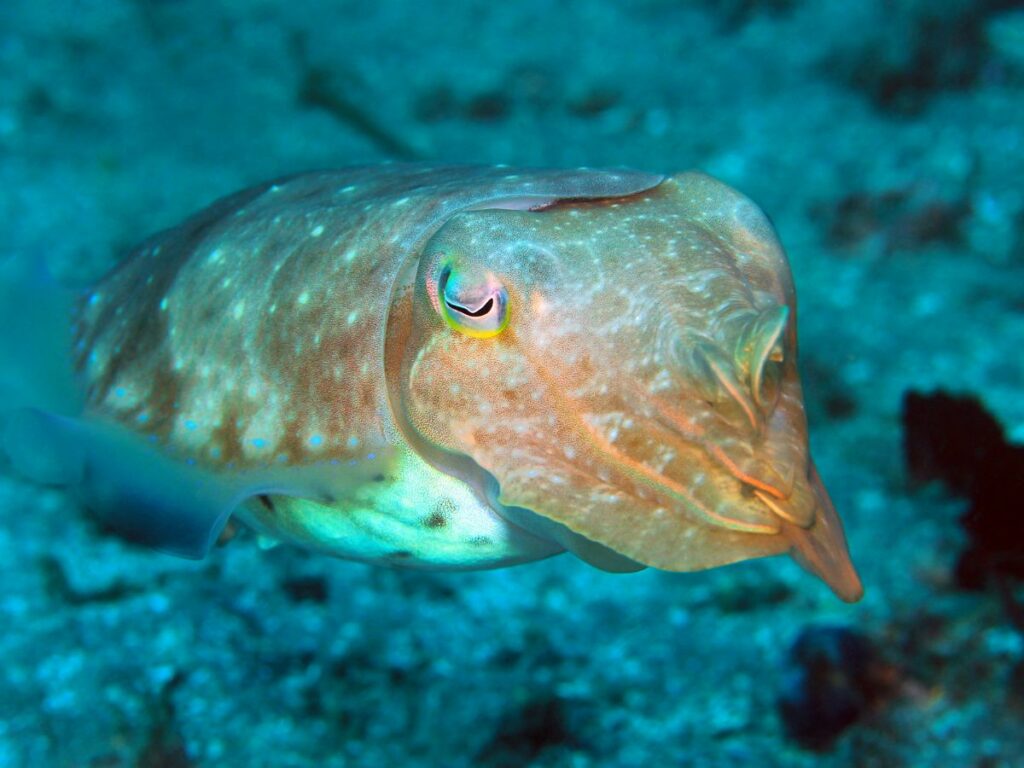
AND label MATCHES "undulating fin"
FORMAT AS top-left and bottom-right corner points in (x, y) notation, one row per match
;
(3, 408), (244, 556)
(0, 254), (244, 556)
(499, 503), (644, 573)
